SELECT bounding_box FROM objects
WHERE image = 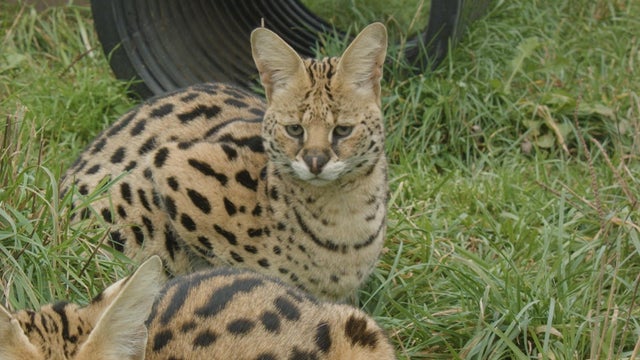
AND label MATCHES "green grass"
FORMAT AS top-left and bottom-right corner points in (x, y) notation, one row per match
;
(1, 0), (639, 359)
